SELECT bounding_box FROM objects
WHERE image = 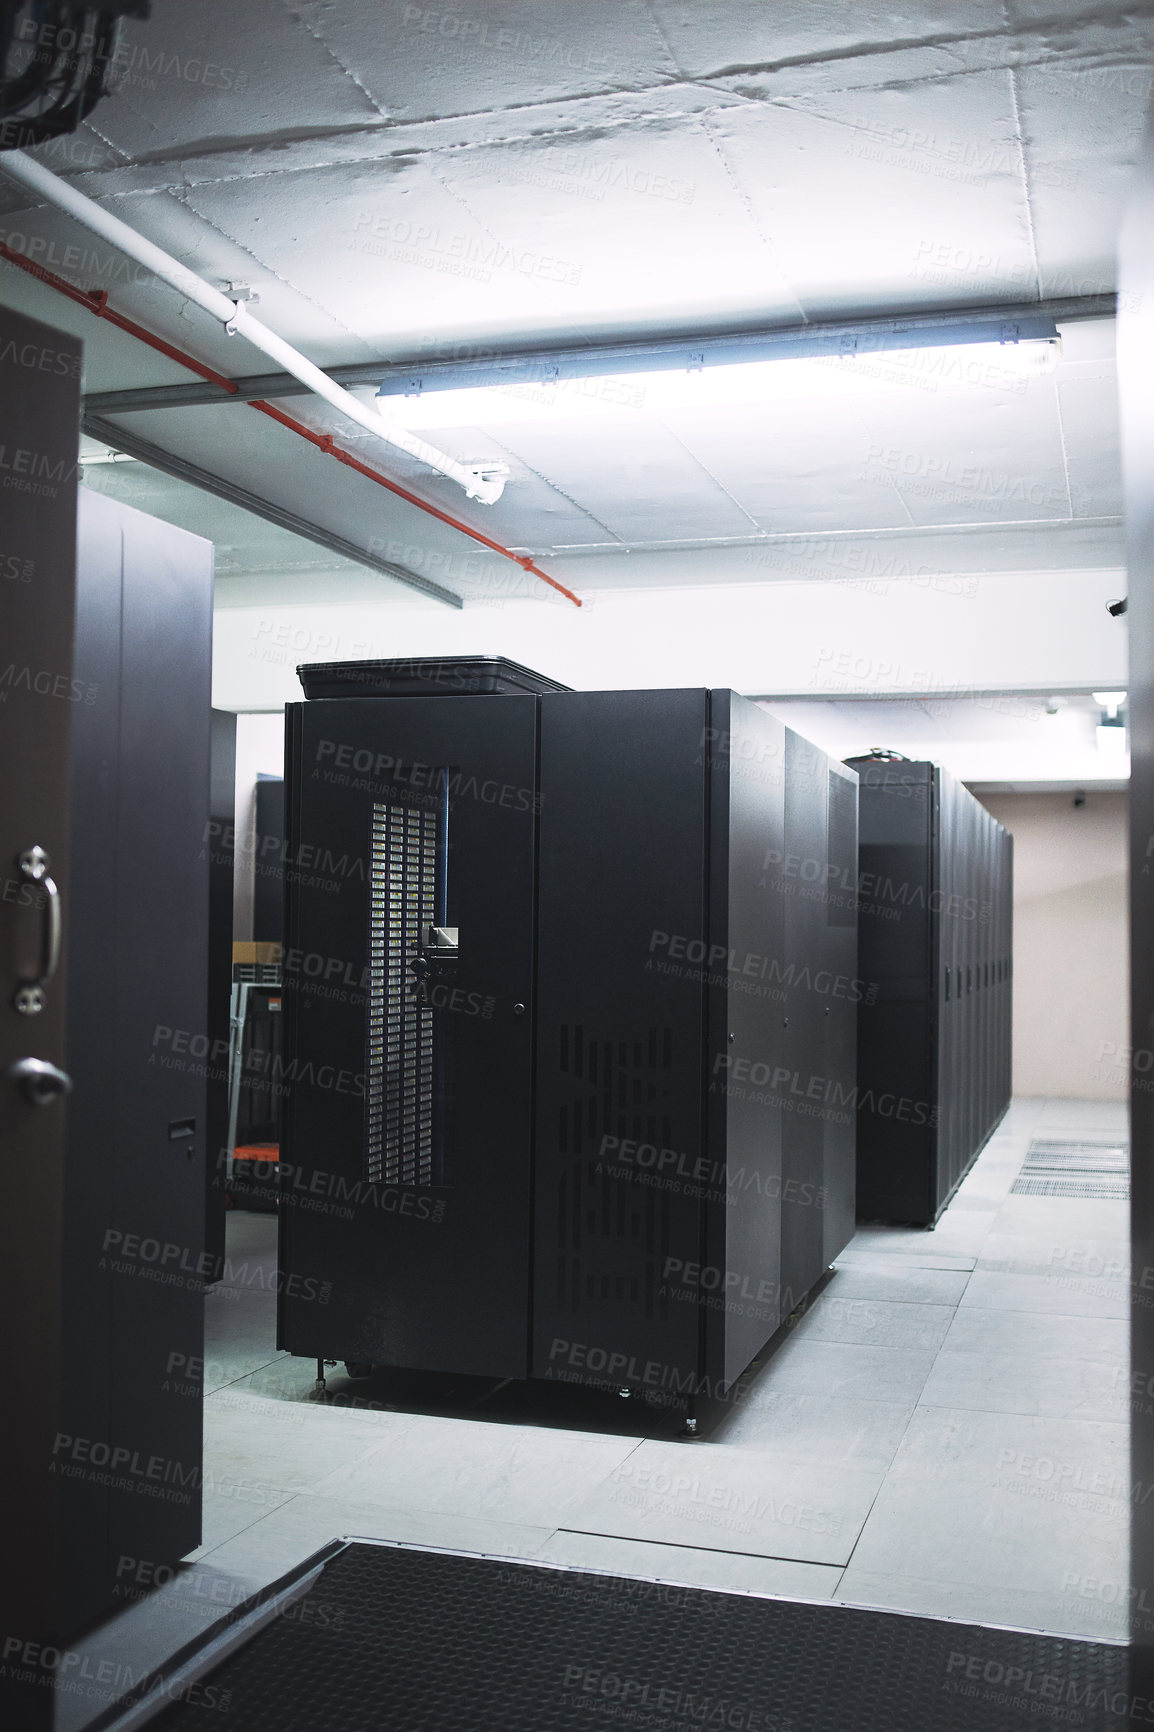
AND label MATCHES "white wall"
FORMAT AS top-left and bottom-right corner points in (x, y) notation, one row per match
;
(232, 712), (286, 942)
(212, 566), (1127, 711)
(978, 791), (1129, 1100)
